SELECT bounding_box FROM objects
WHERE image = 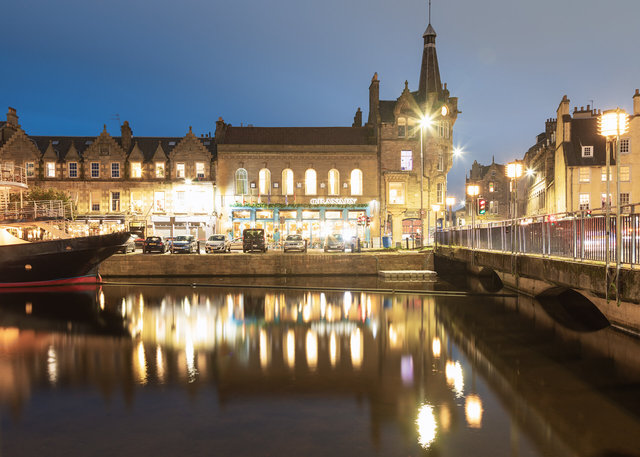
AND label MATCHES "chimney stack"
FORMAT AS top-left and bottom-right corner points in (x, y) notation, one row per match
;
(634, 89), (640, 116)
(121, 120), (132, 152)
(6, 107), (18, 127)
